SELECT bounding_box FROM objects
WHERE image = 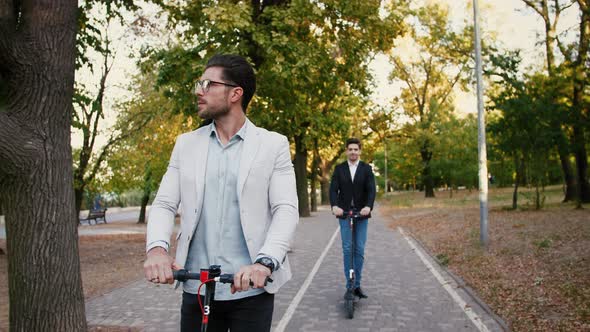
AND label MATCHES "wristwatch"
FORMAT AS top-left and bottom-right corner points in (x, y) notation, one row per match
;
(255, 256), (275, 273)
